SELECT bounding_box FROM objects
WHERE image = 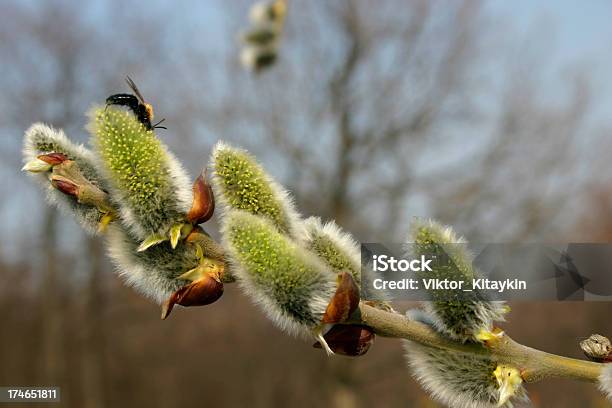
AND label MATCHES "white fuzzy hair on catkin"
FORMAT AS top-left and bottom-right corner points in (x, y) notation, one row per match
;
(86, 106), (192, 240)
(300, 216), (361, 271)
(403, 309), (528, 408)
(211, 140), (303, 238)
(23, 123), (103, 234)
(221, 211), (336, 341)
(599, 364), (612, 402)
(105, 225), (182, 304)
